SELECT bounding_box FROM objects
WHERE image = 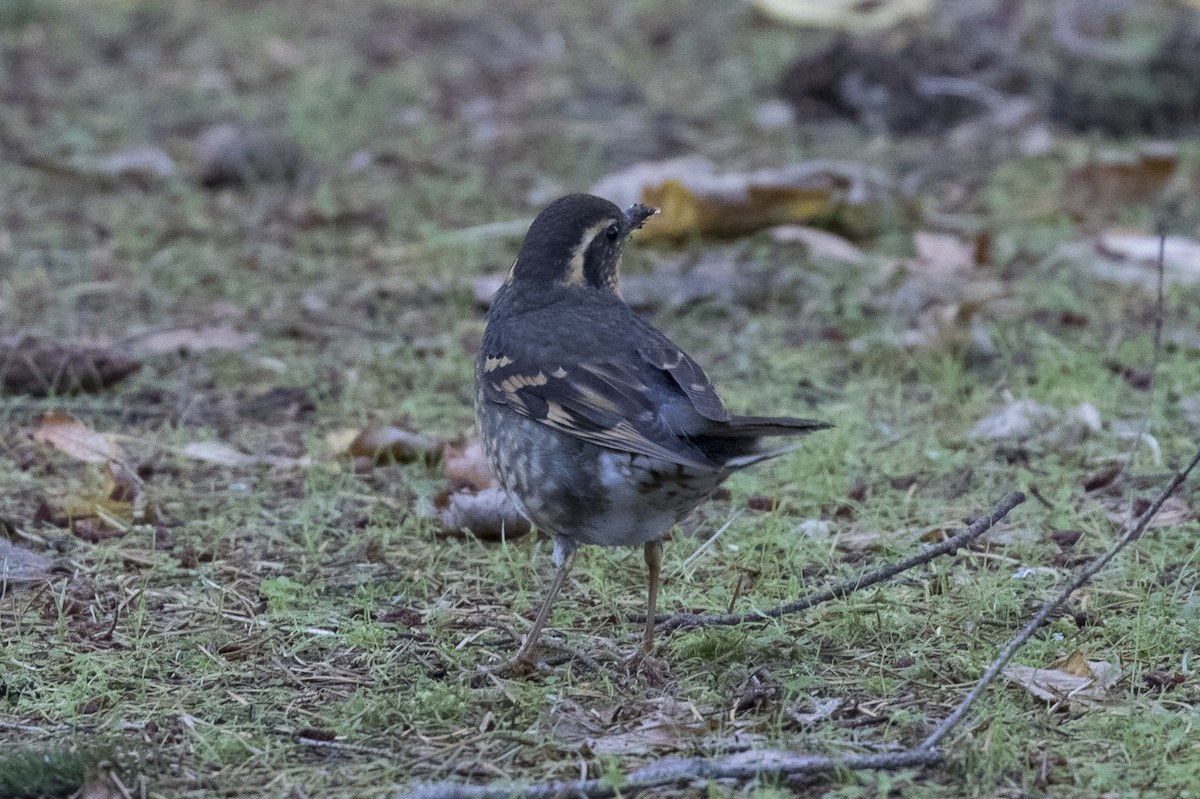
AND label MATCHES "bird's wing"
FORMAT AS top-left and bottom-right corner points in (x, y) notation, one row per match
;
(479, 351), (716, 468)
(635, 339), (729, 422)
